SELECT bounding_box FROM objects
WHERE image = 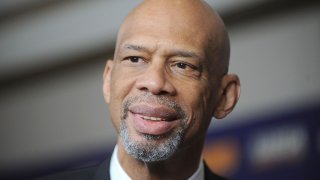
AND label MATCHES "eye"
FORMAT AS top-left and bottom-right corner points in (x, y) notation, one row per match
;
(176, 62), (188, 69)
(171, 61), (201, 78)
(125, 56), (144, 63)
(173, 62), (197, 70)
(121, 56), (147, 68)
